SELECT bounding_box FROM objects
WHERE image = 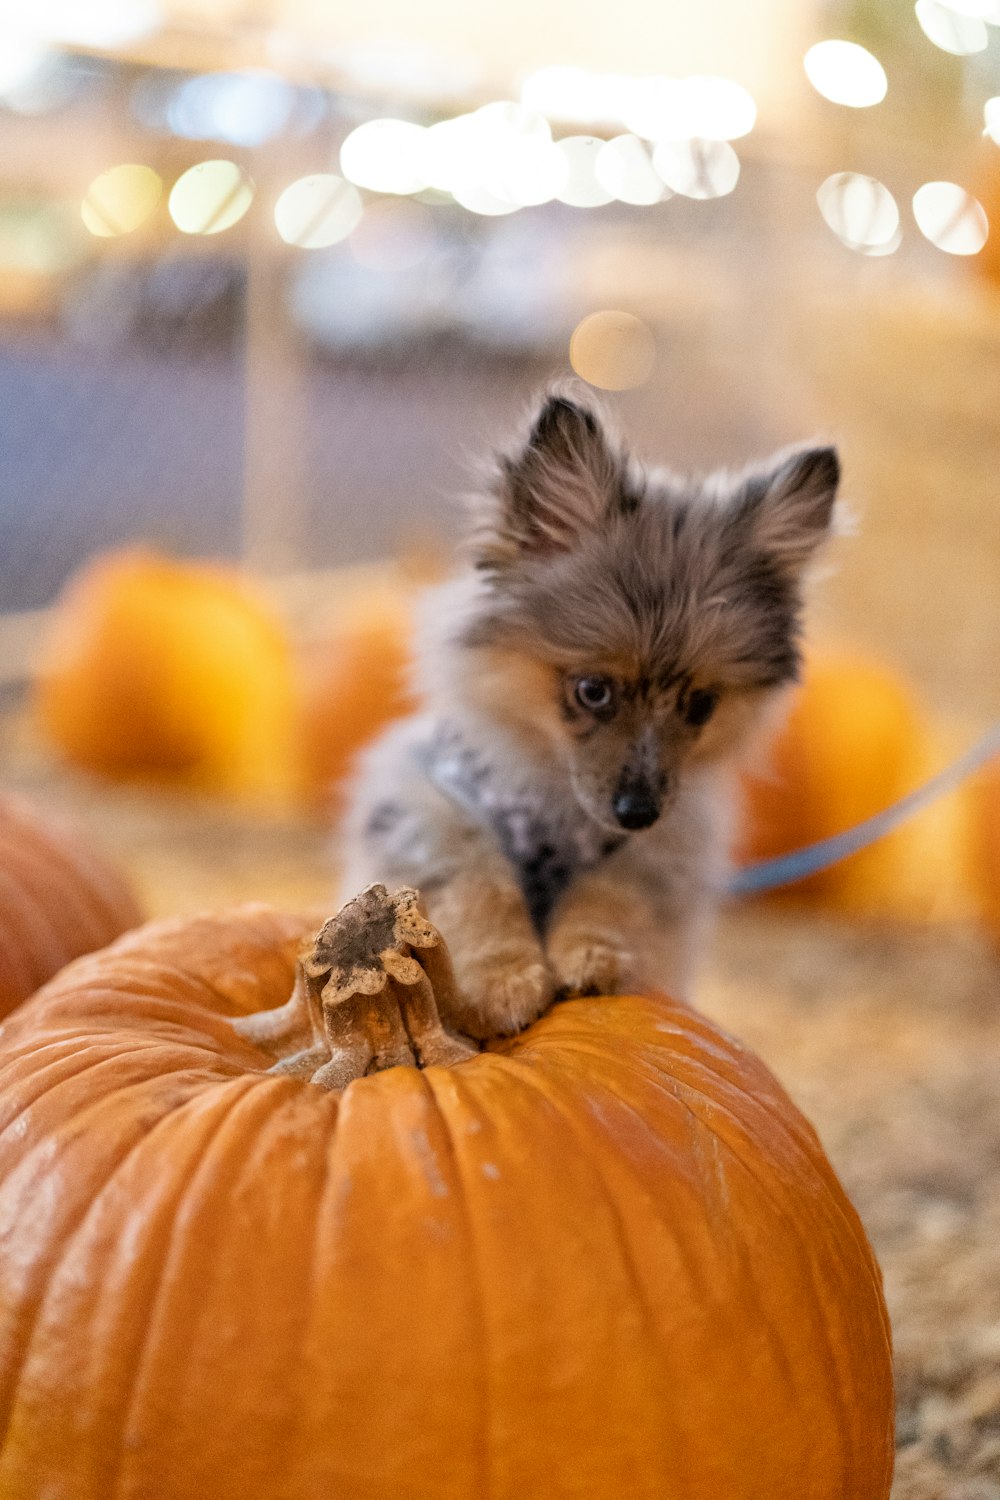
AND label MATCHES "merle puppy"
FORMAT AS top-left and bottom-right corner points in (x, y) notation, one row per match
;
(338, 390), (840, 1038)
